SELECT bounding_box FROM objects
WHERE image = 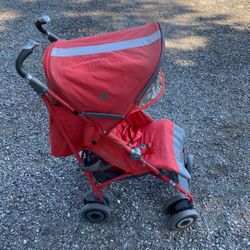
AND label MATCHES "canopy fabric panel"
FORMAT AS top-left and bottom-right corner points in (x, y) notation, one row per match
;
(43, 22), (164, 125)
